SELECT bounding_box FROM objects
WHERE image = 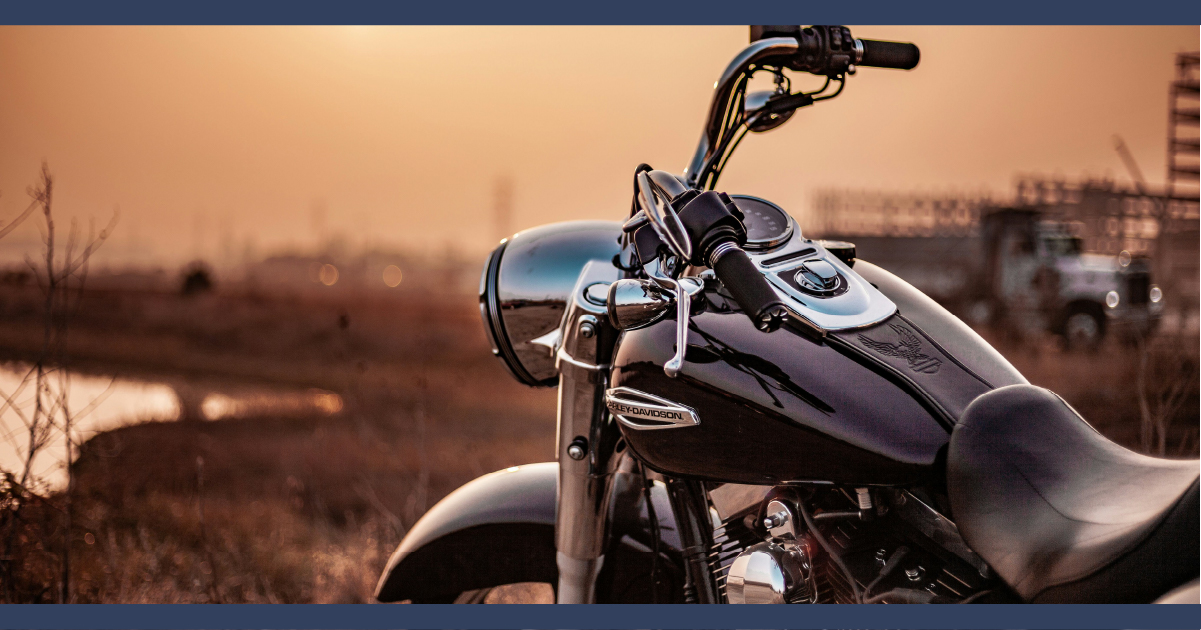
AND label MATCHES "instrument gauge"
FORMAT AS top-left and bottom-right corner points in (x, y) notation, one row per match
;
(731, 195), (794, 251)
